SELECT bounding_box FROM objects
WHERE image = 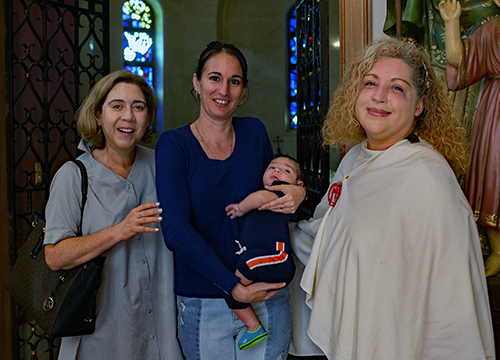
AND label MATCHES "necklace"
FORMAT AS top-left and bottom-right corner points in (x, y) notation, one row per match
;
(194, 121), (234, 160)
